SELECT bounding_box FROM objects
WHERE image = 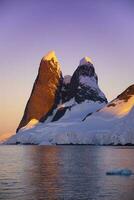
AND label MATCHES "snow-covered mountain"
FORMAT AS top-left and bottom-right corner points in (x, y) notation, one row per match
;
(43, 56), (107, 123)
(5, 52), (134, 145)
(65, 57), (107, 104)
(17, 52), (107, 131)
